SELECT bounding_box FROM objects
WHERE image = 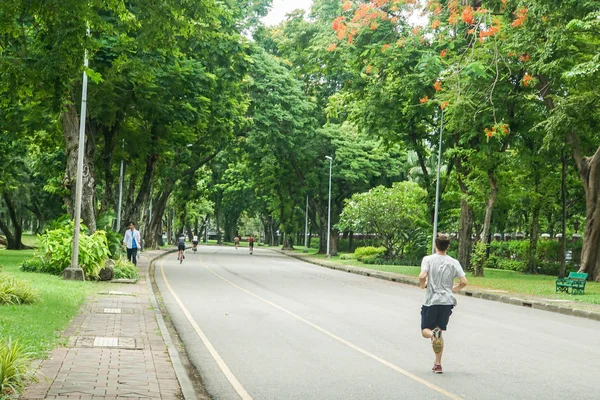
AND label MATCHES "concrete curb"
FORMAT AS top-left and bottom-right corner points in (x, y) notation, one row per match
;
(273, 249), (600, 323)
(145, 250), (198, 400)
